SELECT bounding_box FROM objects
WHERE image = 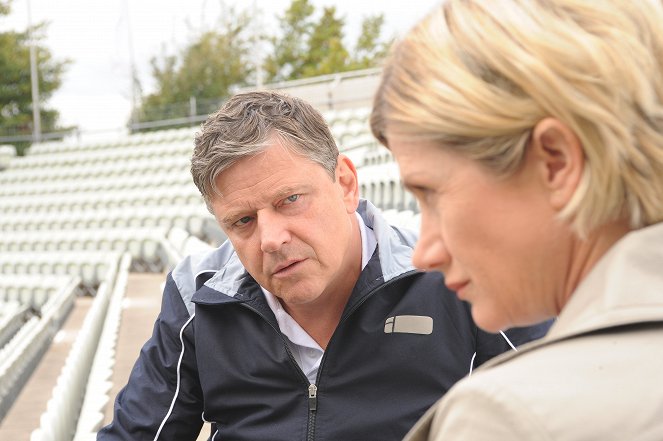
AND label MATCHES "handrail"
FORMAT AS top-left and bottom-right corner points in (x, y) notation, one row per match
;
(0, 302), (30, 350)
(73, 253), (132, 439)
(0, 276), (80, 422)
